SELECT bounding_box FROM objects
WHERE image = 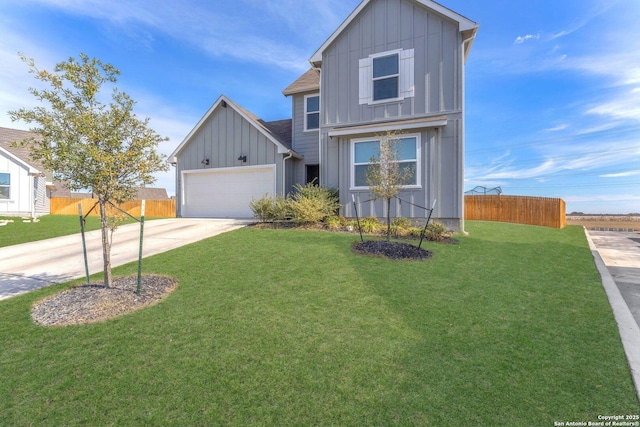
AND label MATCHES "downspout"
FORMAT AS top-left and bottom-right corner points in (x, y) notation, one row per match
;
(282, 151), (294, 196)
(29, 173), (35, 219)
